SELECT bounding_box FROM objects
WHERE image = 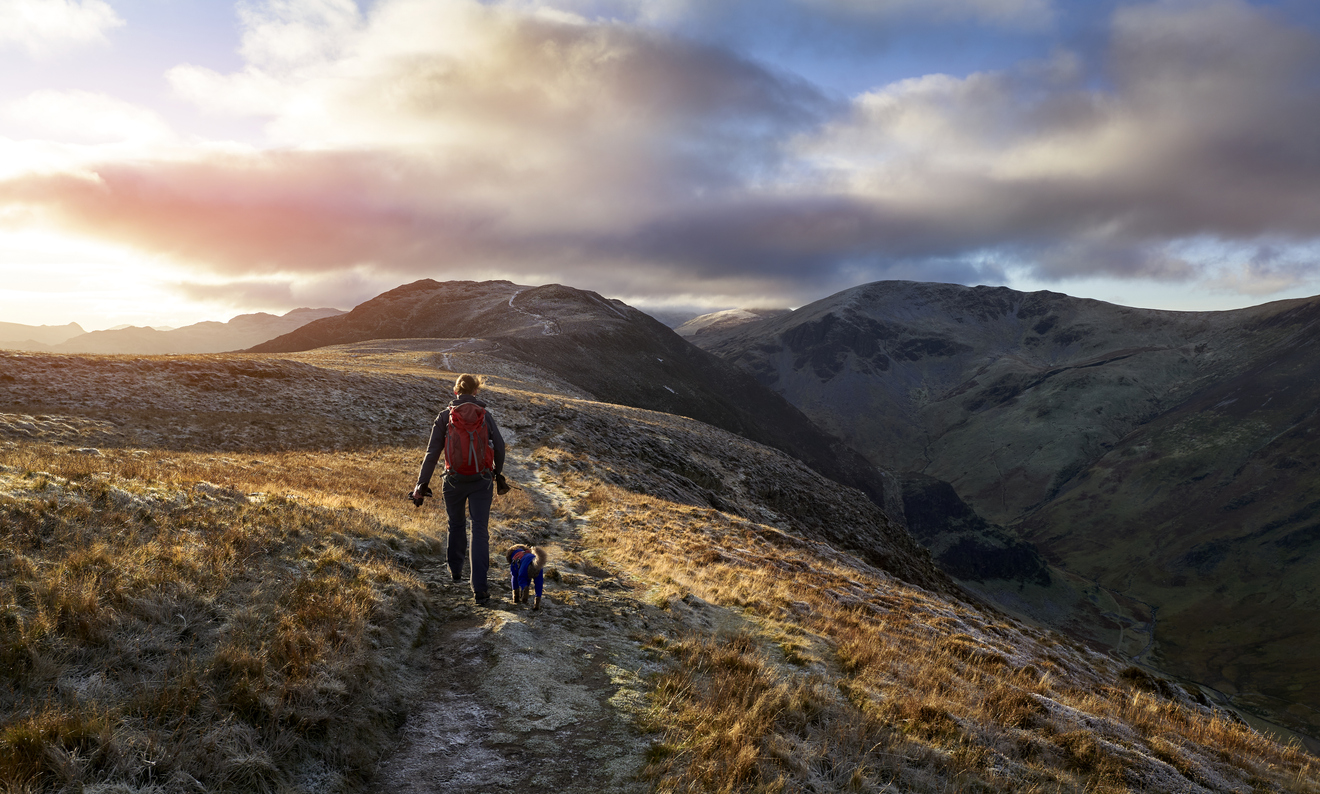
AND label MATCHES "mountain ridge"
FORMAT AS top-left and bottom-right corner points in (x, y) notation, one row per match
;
(0, 308), (345, 355)
(0, 320), (85, 349)
(248, 279), (905, 517)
